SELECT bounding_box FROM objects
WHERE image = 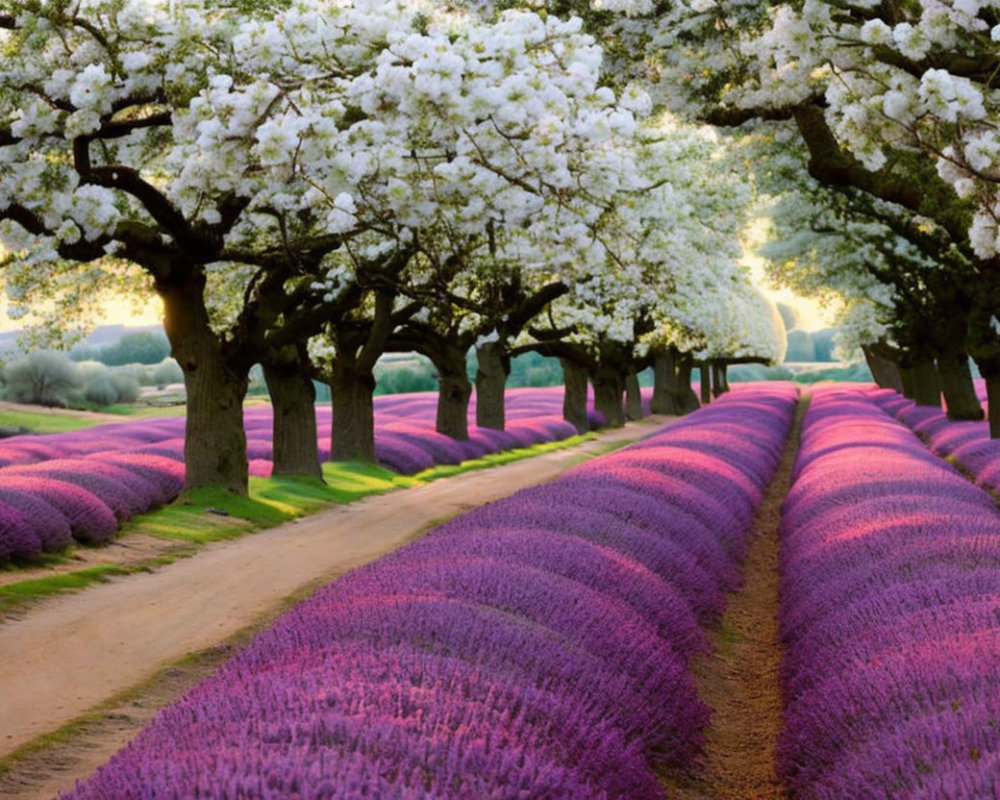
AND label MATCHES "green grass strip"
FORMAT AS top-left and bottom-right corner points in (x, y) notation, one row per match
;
(0, 565), (135, 615)
(0, 430), (627, 612)
(0, 410), (99, 434)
